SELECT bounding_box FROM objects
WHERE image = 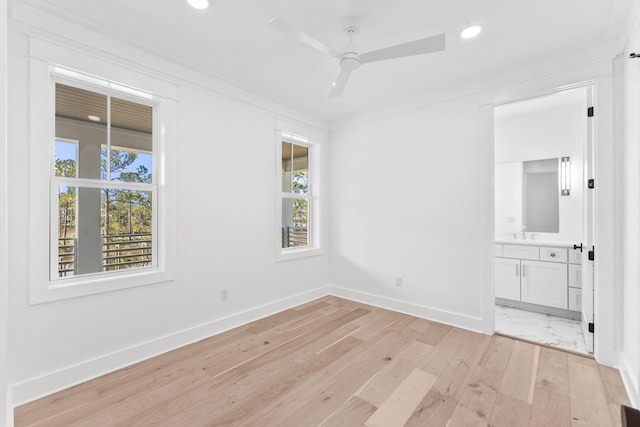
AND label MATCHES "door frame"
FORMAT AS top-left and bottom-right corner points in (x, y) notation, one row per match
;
(485, 77), (620, 365)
